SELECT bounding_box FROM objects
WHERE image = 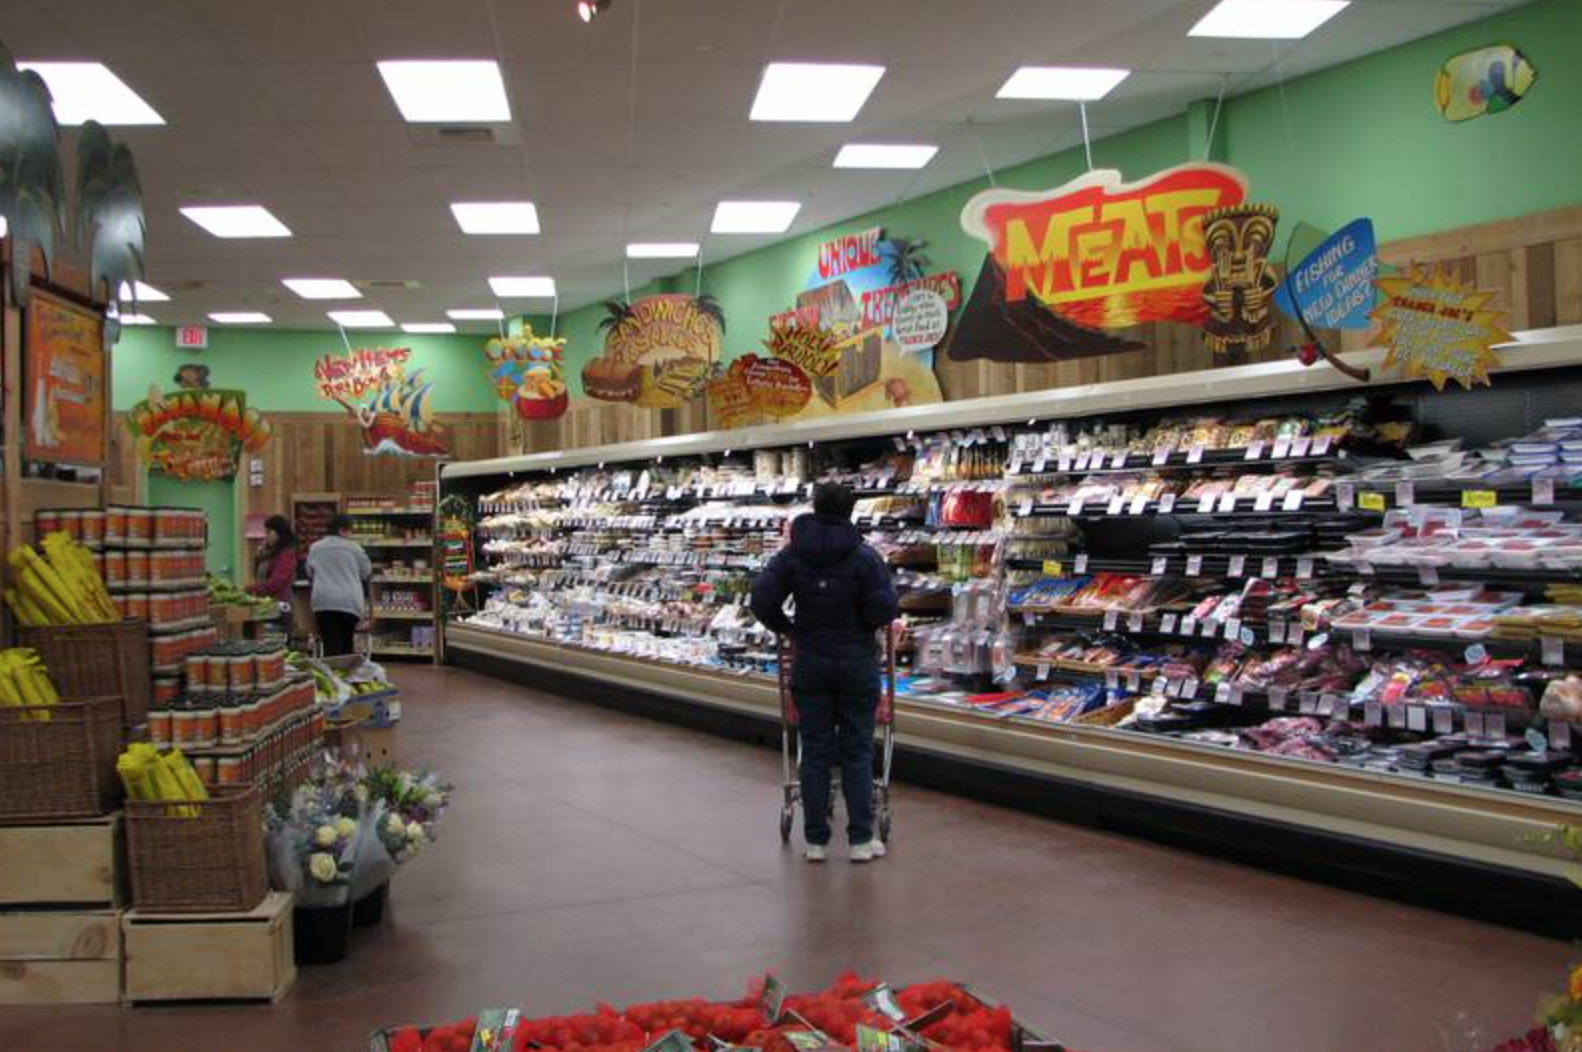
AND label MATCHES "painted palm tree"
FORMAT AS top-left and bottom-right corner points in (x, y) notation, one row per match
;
(596, 298), (637, 339)
(75, 120), (146, 322)
(882, 237), (931, 284)
(694, 292), (727, 335)
(0, 41), (66, 307)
